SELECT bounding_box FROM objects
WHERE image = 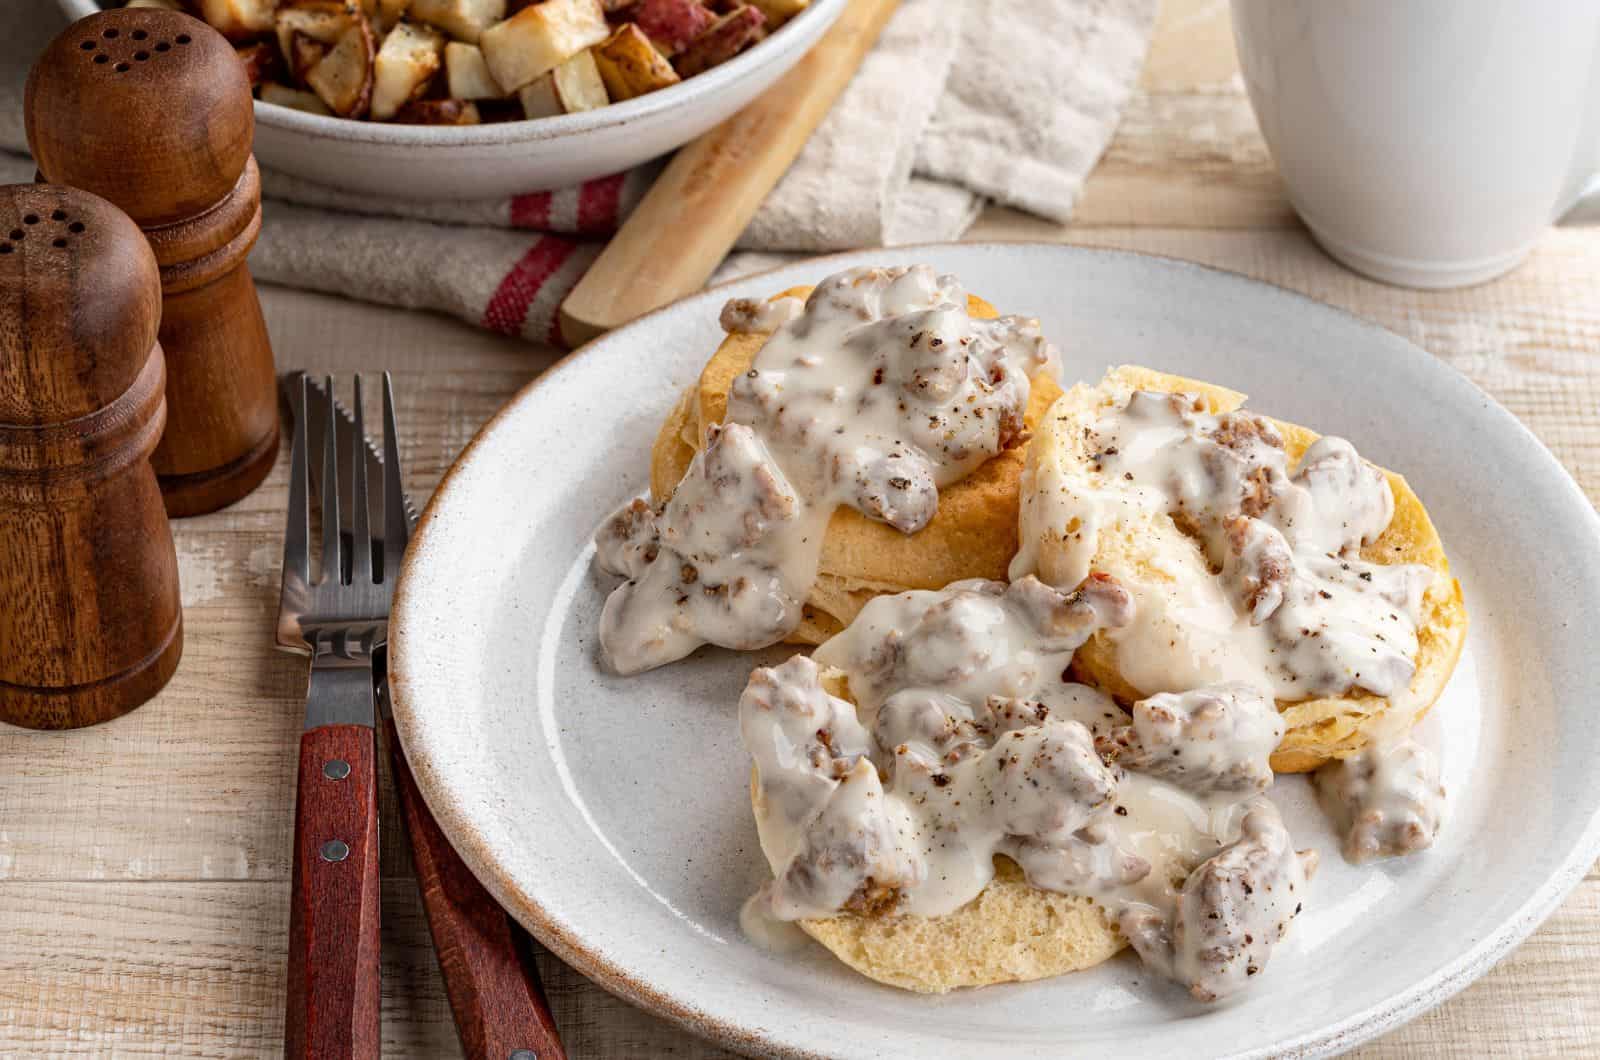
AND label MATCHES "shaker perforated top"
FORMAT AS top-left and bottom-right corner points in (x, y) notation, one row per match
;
(24, 10), (254, 228)
(0, 182), (160, 429)
(0, 184), (161, 427)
